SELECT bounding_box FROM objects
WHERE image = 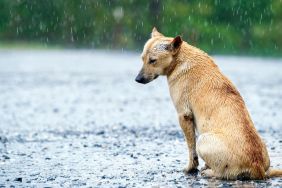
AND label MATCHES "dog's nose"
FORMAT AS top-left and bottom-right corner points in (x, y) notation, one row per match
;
(135, 74), (147, 84)
(135, 75), (145, 83)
